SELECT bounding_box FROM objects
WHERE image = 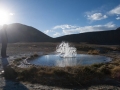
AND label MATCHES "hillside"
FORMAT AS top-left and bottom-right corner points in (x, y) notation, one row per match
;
(55, 27), (120, 45)
(0, 23), (120, 45)
(0, 23), (53, 43)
